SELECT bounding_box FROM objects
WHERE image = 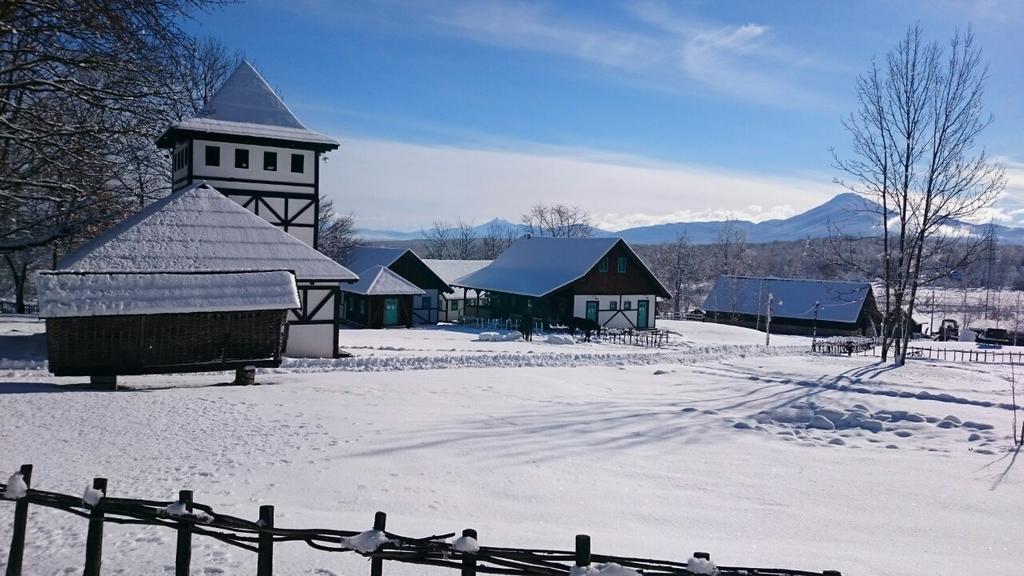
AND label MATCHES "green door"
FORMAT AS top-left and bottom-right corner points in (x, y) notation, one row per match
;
(585, 300), (598, 323)
(383, 298), (399, 326)
(637, 300), (649, 329)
